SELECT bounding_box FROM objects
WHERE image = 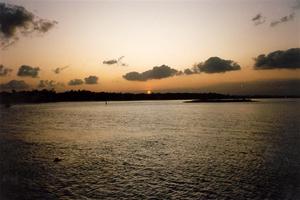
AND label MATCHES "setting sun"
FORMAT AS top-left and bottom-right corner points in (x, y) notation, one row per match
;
(147, 90), (152, 94)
